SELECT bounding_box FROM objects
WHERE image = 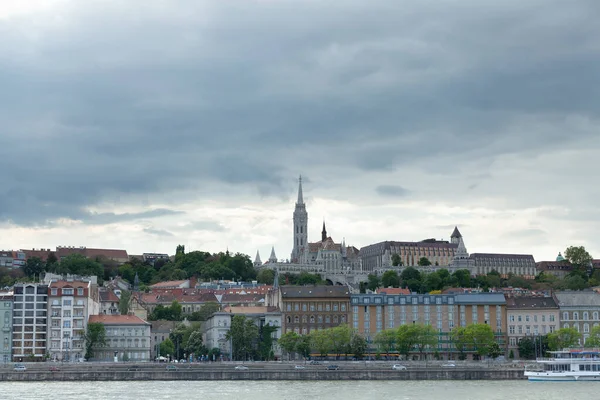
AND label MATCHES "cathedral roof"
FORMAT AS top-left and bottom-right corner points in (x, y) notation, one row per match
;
(451, 226), (462, 238)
